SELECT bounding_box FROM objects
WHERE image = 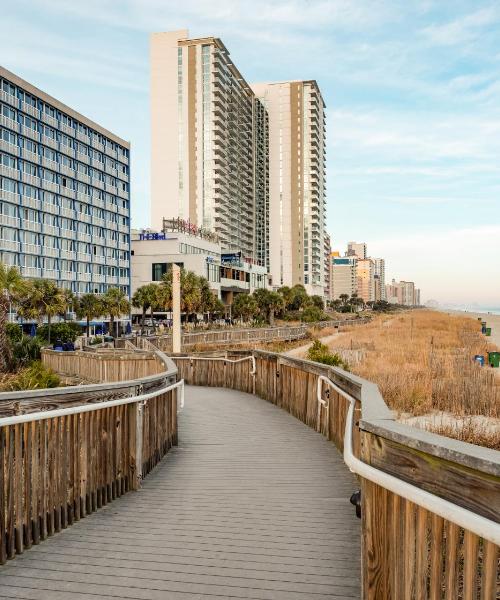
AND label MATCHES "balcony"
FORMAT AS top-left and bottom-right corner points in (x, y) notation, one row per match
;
(0, 90), (18, 107)
(22, 267), (42, 278)
(21, 126), (39, 142)
(0, 115), (18, 131)
(60, 250), (76, 260)
(20, 102), (39, 119)
(23, 220), (42, 233)
(0, 238), (20, 251)
(41, 135), (58, 150)
(41, 157), (58, 170)
(61, 271), (76, 281)
(42, 269), (59, 279)
(43, 246), (59, 258)
(21, 196), (41, 210)
(0, 140), (19, 156)
(41, 113), (58, 128)
(43, 224), (59, 236)
(60, 123), (75, 137)
(0, 165), (18, 180)
(23, 244), (42, 256)
(42, 179), (58, 193)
